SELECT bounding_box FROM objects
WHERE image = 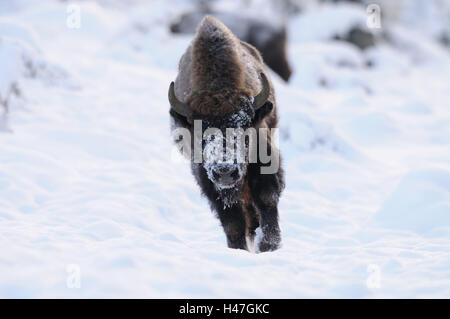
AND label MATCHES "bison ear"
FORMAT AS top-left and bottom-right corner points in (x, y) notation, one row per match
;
(253, 101), (273, 124)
